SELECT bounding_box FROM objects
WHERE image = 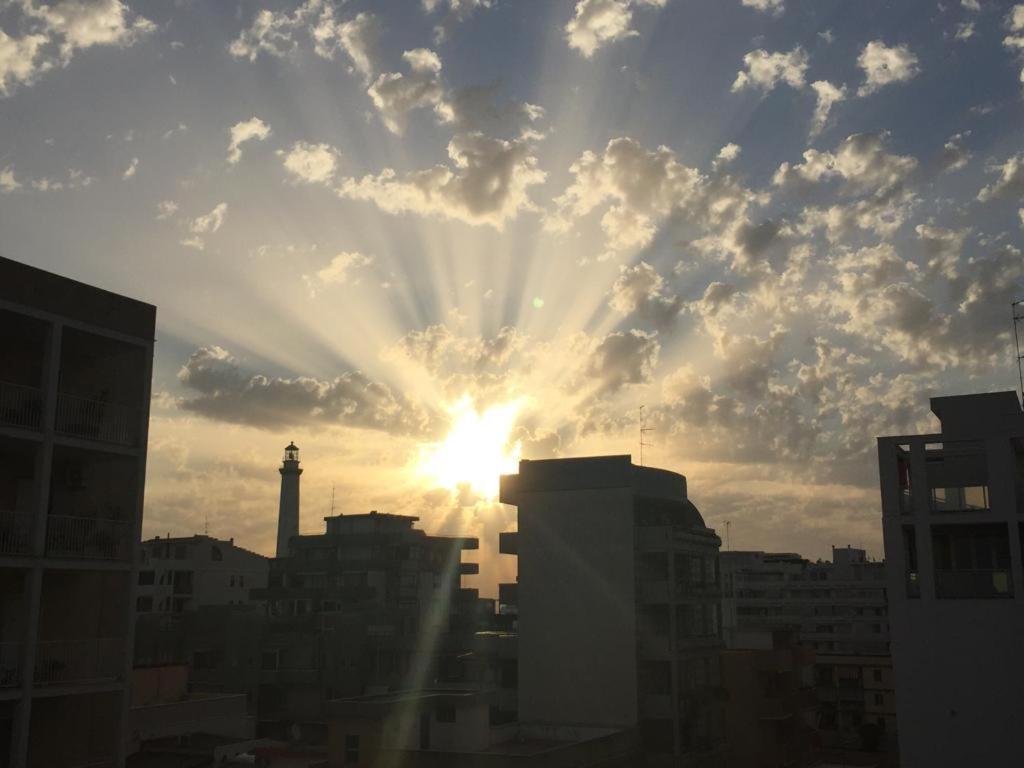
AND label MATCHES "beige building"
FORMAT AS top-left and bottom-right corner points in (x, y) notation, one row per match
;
(0, 256), (155, 767)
